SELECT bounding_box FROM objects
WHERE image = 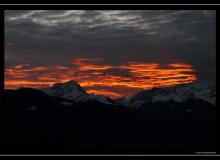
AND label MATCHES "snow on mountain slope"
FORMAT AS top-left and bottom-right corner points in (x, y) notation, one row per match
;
(41, 80), (87, 100)
(130, 82), (216, 108)
(75, 93), (113, 105)
(114, 97), (129, 106)
(41, 80), (216, 108)
(41, 80), (113, 105)
(152, 93), (183, 103)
